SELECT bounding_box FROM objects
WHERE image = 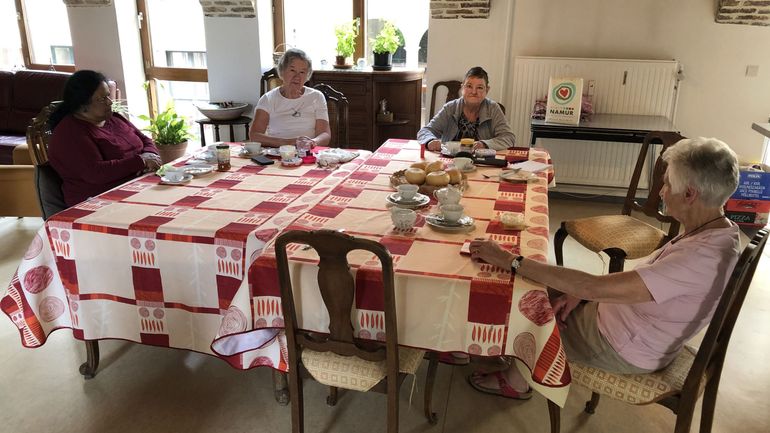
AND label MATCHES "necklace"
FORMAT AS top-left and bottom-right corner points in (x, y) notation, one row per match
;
(670, 215), (725, 244)
(279, 87), (304, 117)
